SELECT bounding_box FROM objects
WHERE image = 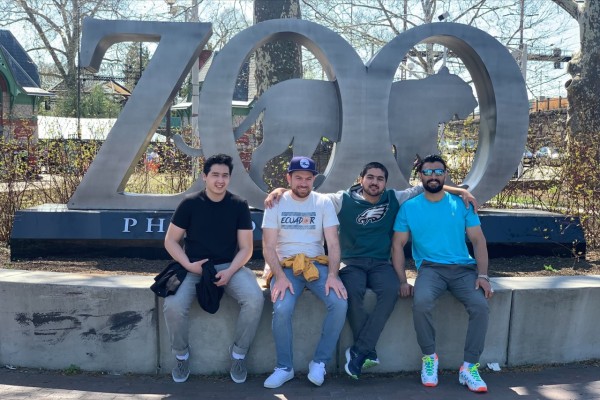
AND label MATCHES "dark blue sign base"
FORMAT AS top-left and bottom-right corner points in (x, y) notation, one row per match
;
(477, 208), (585, 258)
(10, 204), (585, 261)
(10, 204), (264, 261)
